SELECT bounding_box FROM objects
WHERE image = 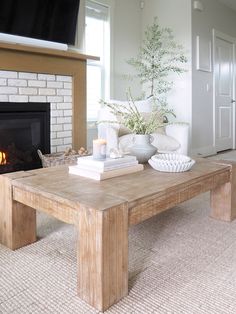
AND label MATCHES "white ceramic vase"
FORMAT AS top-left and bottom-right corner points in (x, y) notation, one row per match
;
(130, 134), (157, 163)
